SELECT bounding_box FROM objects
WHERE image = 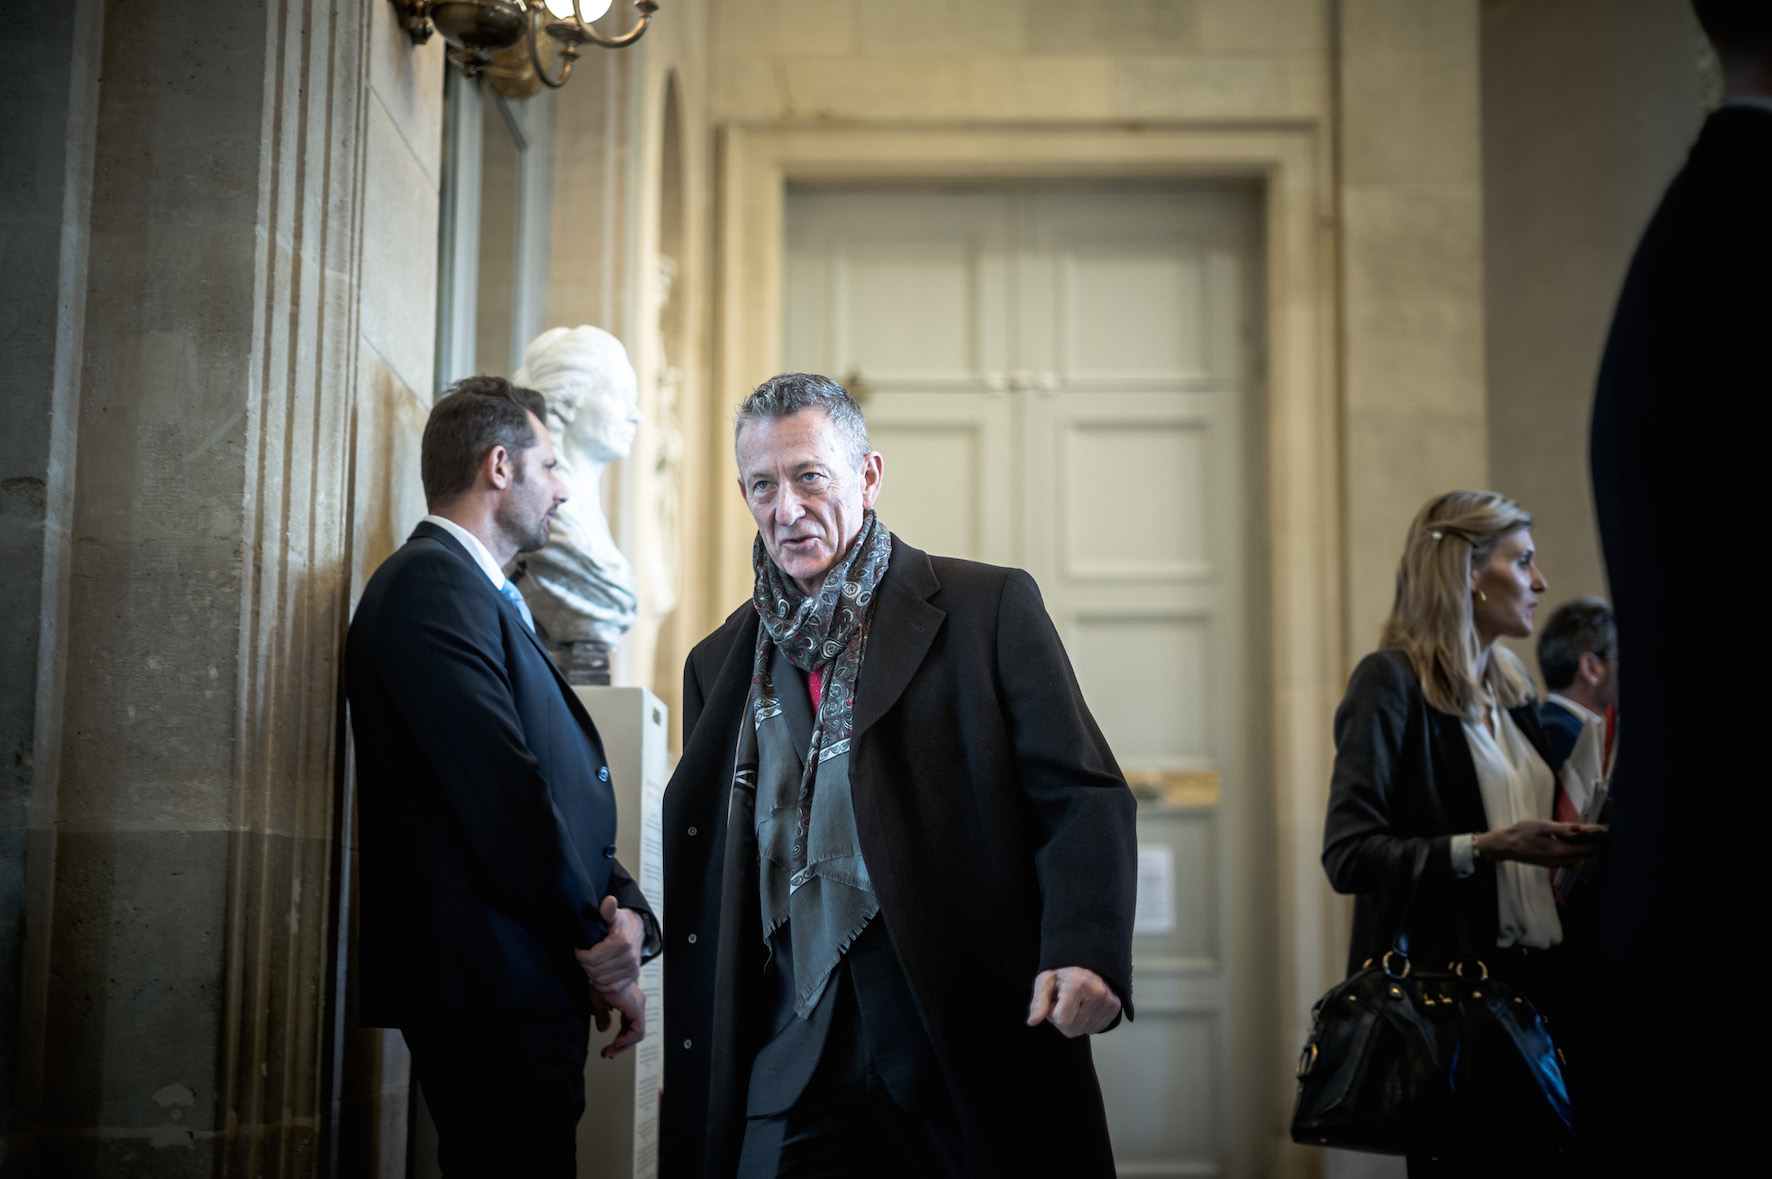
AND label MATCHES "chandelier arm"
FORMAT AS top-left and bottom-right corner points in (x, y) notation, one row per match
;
(527, 5), (574, 89)
(572, 0), (656, 49)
